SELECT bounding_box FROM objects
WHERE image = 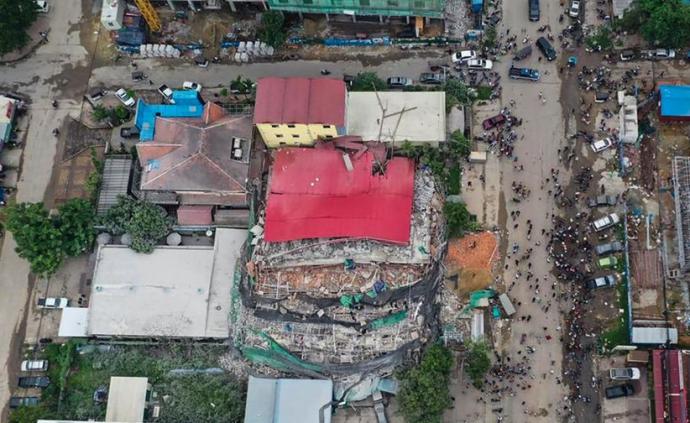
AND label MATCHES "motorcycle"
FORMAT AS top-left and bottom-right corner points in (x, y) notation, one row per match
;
(320, 69), (331, 75)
